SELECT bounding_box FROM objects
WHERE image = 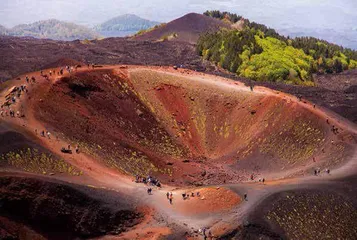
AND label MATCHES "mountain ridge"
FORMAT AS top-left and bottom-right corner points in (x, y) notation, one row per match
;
(94, 14), (160, 36)
(1, 19), (99, 41)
